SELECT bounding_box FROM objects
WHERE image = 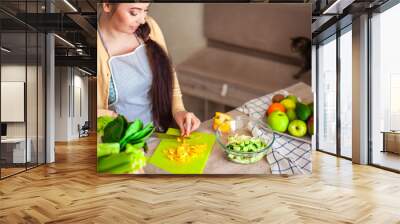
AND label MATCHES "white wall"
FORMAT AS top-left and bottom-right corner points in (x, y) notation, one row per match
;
(55, 66), (68, 141)
(54, 67), (89, 141)
(1, 64), (46, 164)
(1, 65), (38, 138)
(71, 72), (89, 139)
